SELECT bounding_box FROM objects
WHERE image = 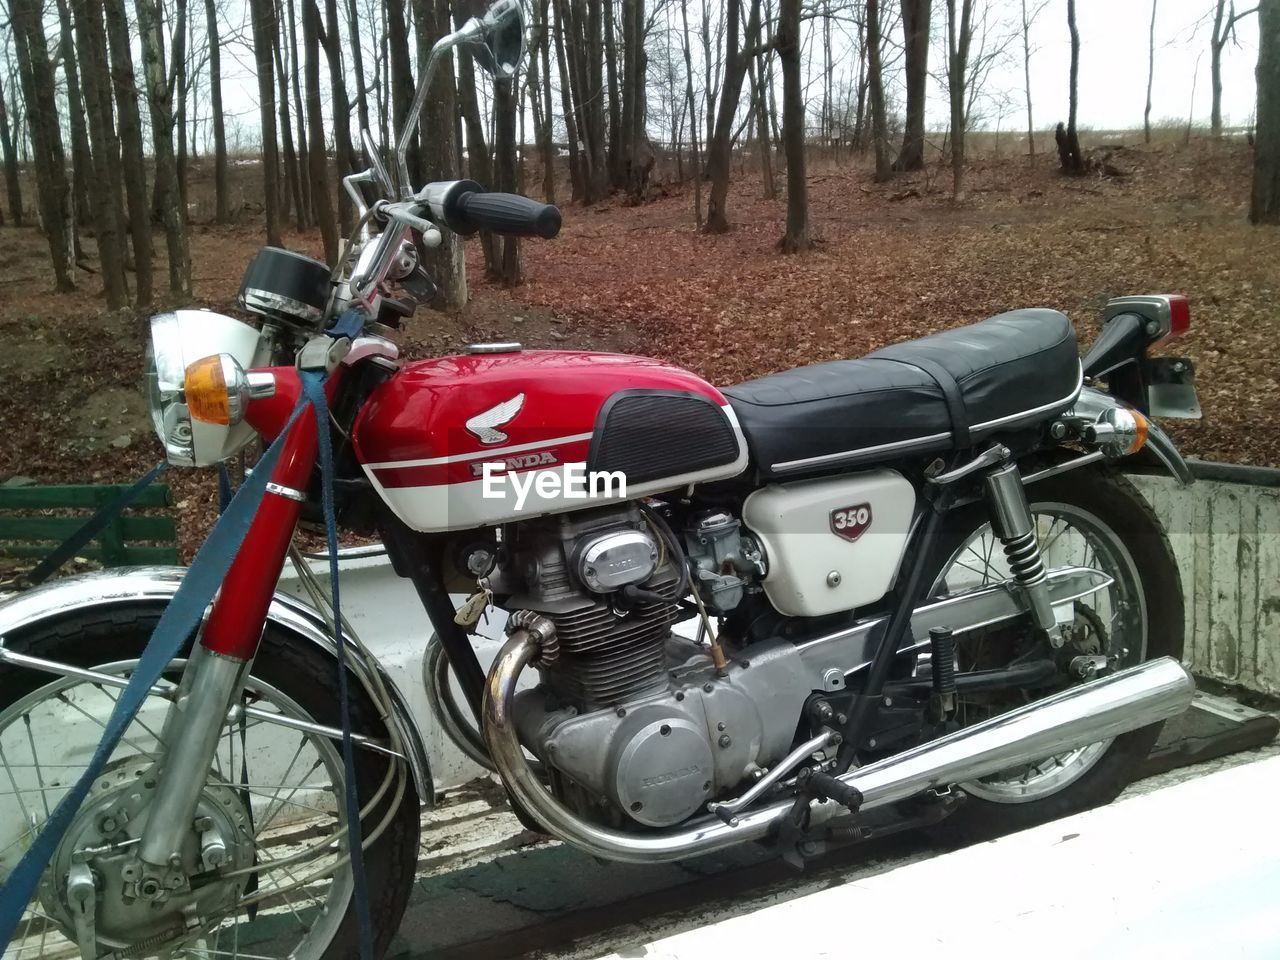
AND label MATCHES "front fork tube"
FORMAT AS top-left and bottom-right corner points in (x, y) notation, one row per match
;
(982, 462), (1060, 640)
(136, 389), (323, 872)
(138, 647), (251, 868)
